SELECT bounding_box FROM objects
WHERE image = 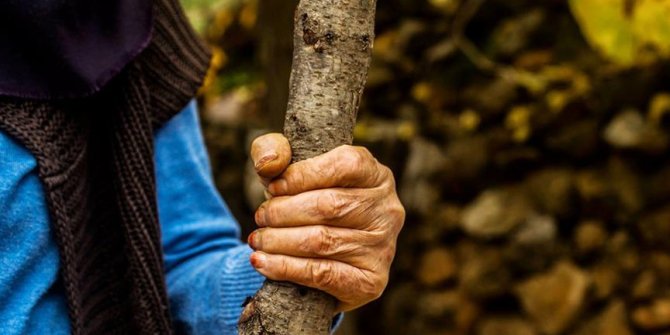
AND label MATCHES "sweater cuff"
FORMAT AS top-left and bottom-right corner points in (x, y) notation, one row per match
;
(218, 246), (344, 334)
(218, 246), (266, 332)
